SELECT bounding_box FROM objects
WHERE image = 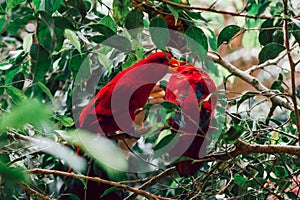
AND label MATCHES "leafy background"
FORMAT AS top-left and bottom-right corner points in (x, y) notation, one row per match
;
(0, 0), (300, 199)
